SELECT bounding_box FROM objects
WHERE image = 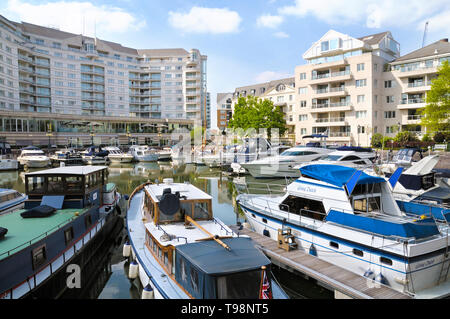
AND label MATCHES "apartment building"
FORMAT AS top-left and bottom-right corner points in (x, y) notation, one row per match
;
(294, 30), (400, 146)
(232, 77), (295, 106)
(386, 38), (450, 137)
(0, 15), (206, 146)
(205, 92), (211, 129)
(216, 92), (233, 130)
